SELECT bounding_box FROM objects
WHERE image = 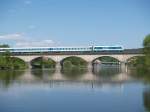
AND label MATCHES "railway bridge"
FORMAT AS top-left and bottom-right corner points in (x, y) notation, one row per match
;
(11, 48), (143, 69)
